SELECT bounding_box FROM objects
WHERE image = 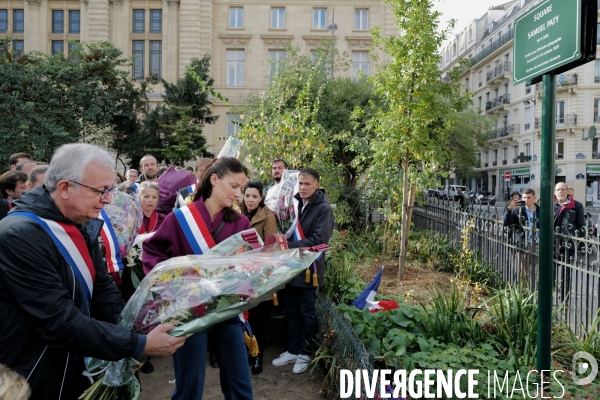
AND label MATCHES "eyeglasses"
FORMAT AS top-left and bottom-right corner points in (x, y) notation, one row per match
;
(70, 180), (116, 200)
